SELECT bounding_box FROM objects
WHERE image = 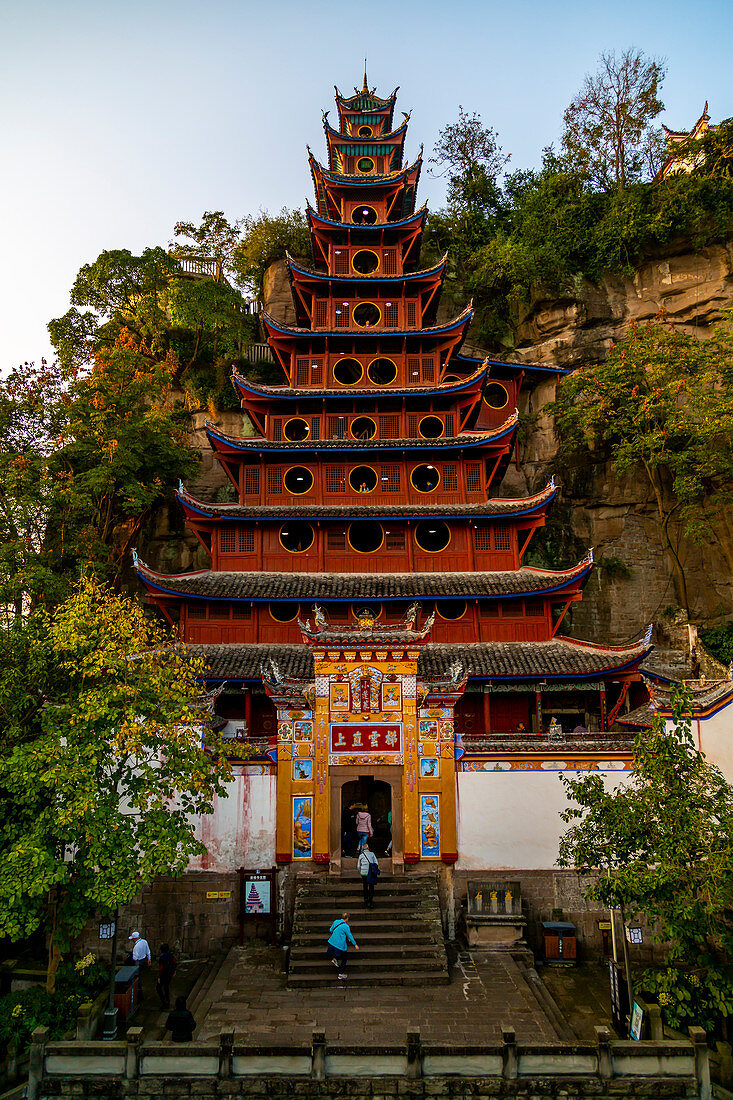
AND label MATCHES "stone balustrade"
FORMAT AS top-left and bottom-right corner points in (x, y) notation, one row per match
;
(26, 1023), (711, 1099)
